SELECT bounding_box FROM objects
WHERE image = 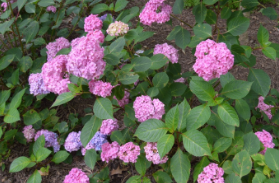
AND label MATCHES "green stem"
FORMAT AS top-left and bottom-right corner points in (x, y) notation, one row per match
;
(170, 14), (193, 28)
